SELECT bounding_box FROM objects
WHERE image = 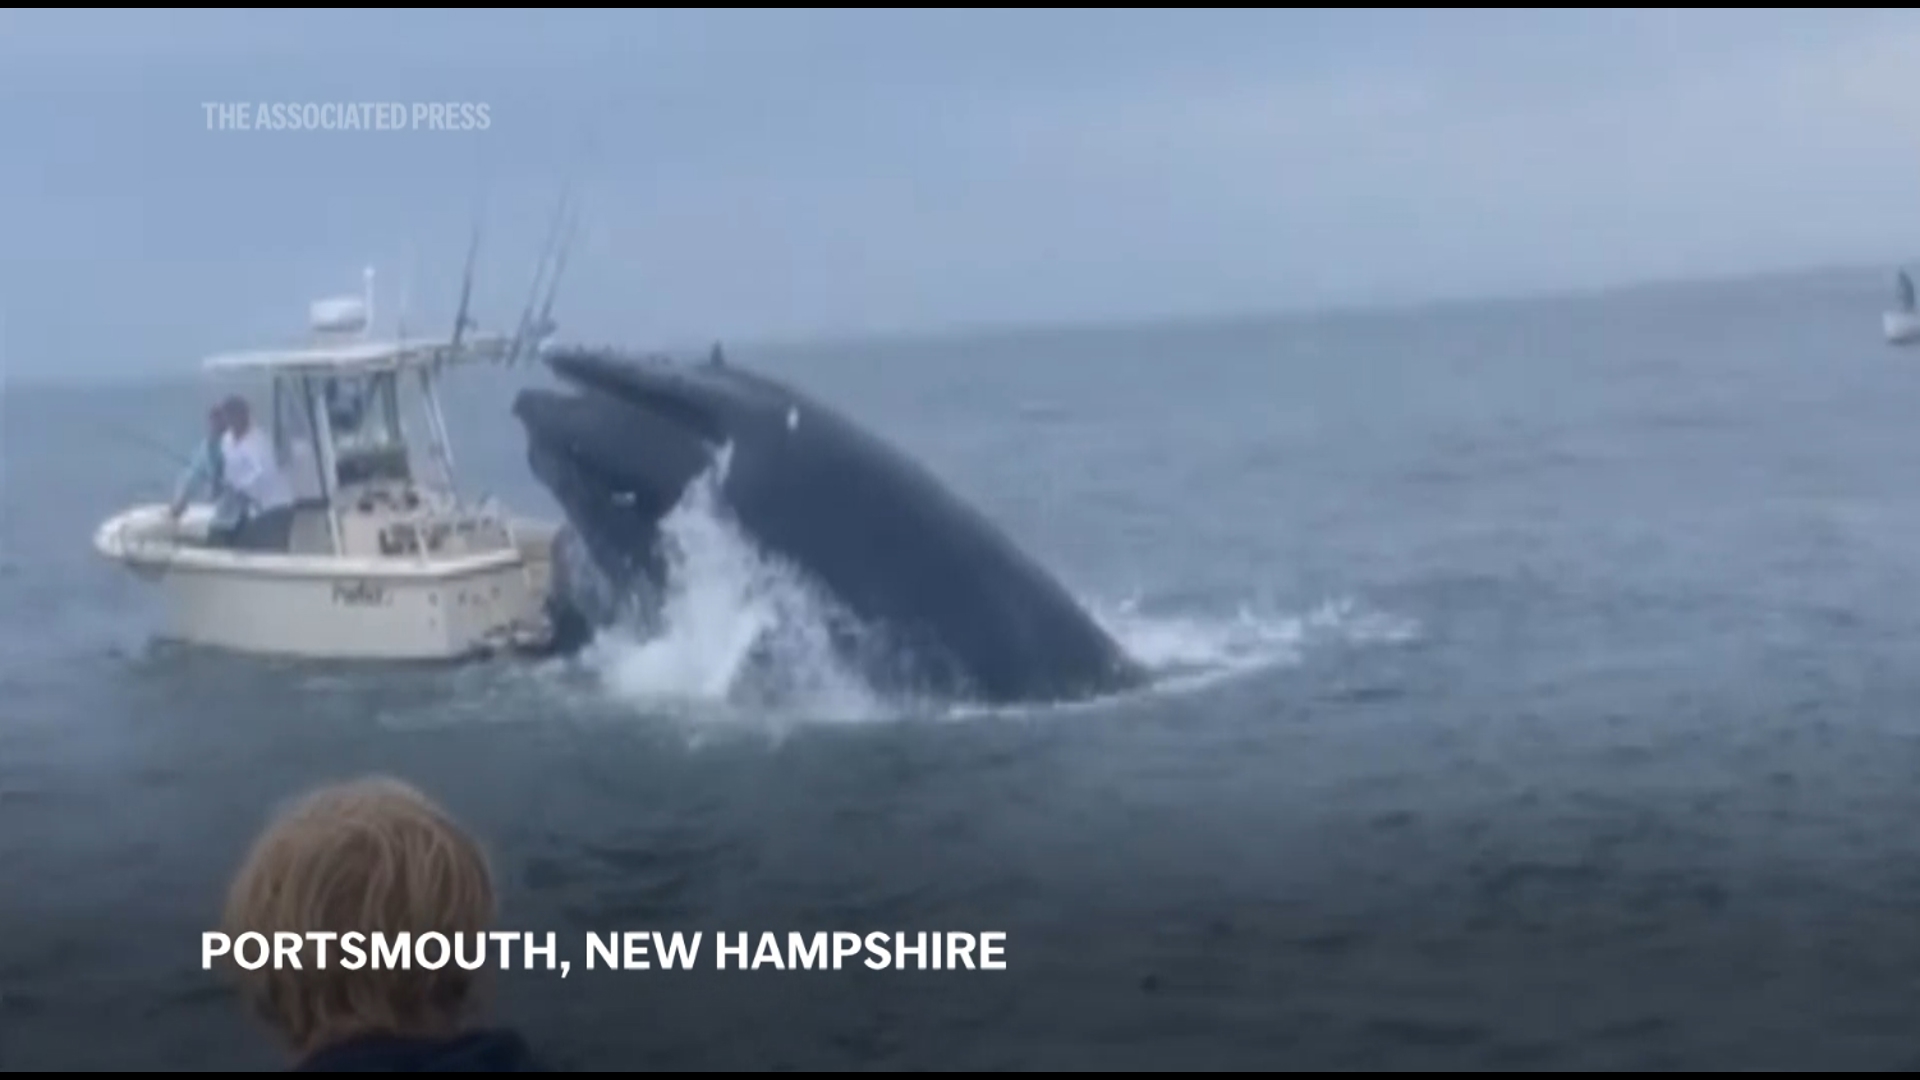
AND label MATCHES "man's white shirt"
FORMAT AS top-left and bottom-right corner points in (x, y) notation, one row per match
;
(219, 428), (296, 511)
